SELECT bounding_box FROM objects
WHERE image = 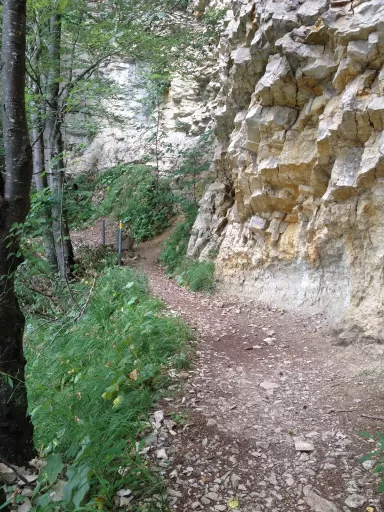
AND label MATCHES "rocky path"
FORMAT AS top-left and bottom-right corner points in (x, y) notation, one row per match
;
(132, 234), (384, 512)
